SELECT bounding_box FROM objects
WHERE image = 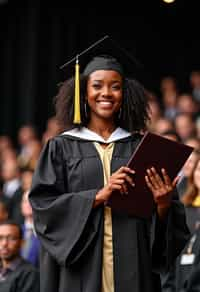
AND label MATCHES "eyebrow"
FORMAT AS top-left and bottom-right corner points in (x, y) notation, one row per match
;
(90, 79), (122, 83)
